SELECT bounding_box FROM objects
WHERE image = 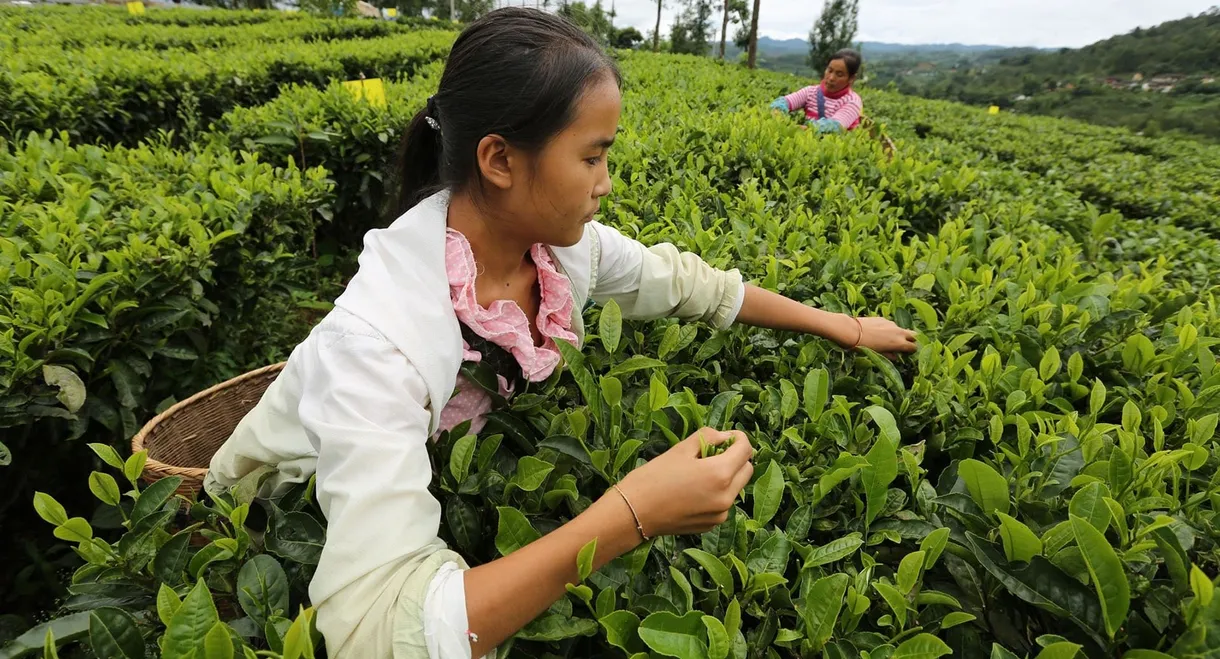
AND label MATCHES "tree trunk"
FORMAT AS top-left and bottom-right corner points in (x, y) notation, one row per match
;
(653, 0), (662, 51)
(718, 0), (728, 59)
(746, 0), (760, 68)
